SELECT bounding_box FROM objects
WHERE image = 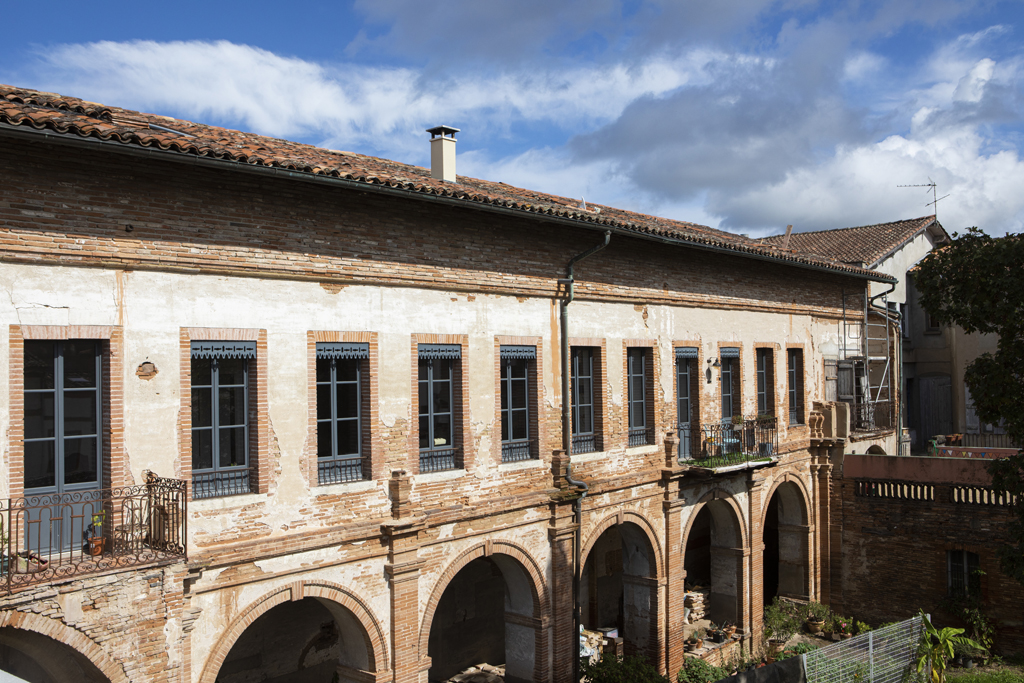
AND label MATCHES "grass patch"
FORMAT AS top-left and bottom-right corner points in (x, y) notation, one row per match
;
(947, 672), (1024, 683)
